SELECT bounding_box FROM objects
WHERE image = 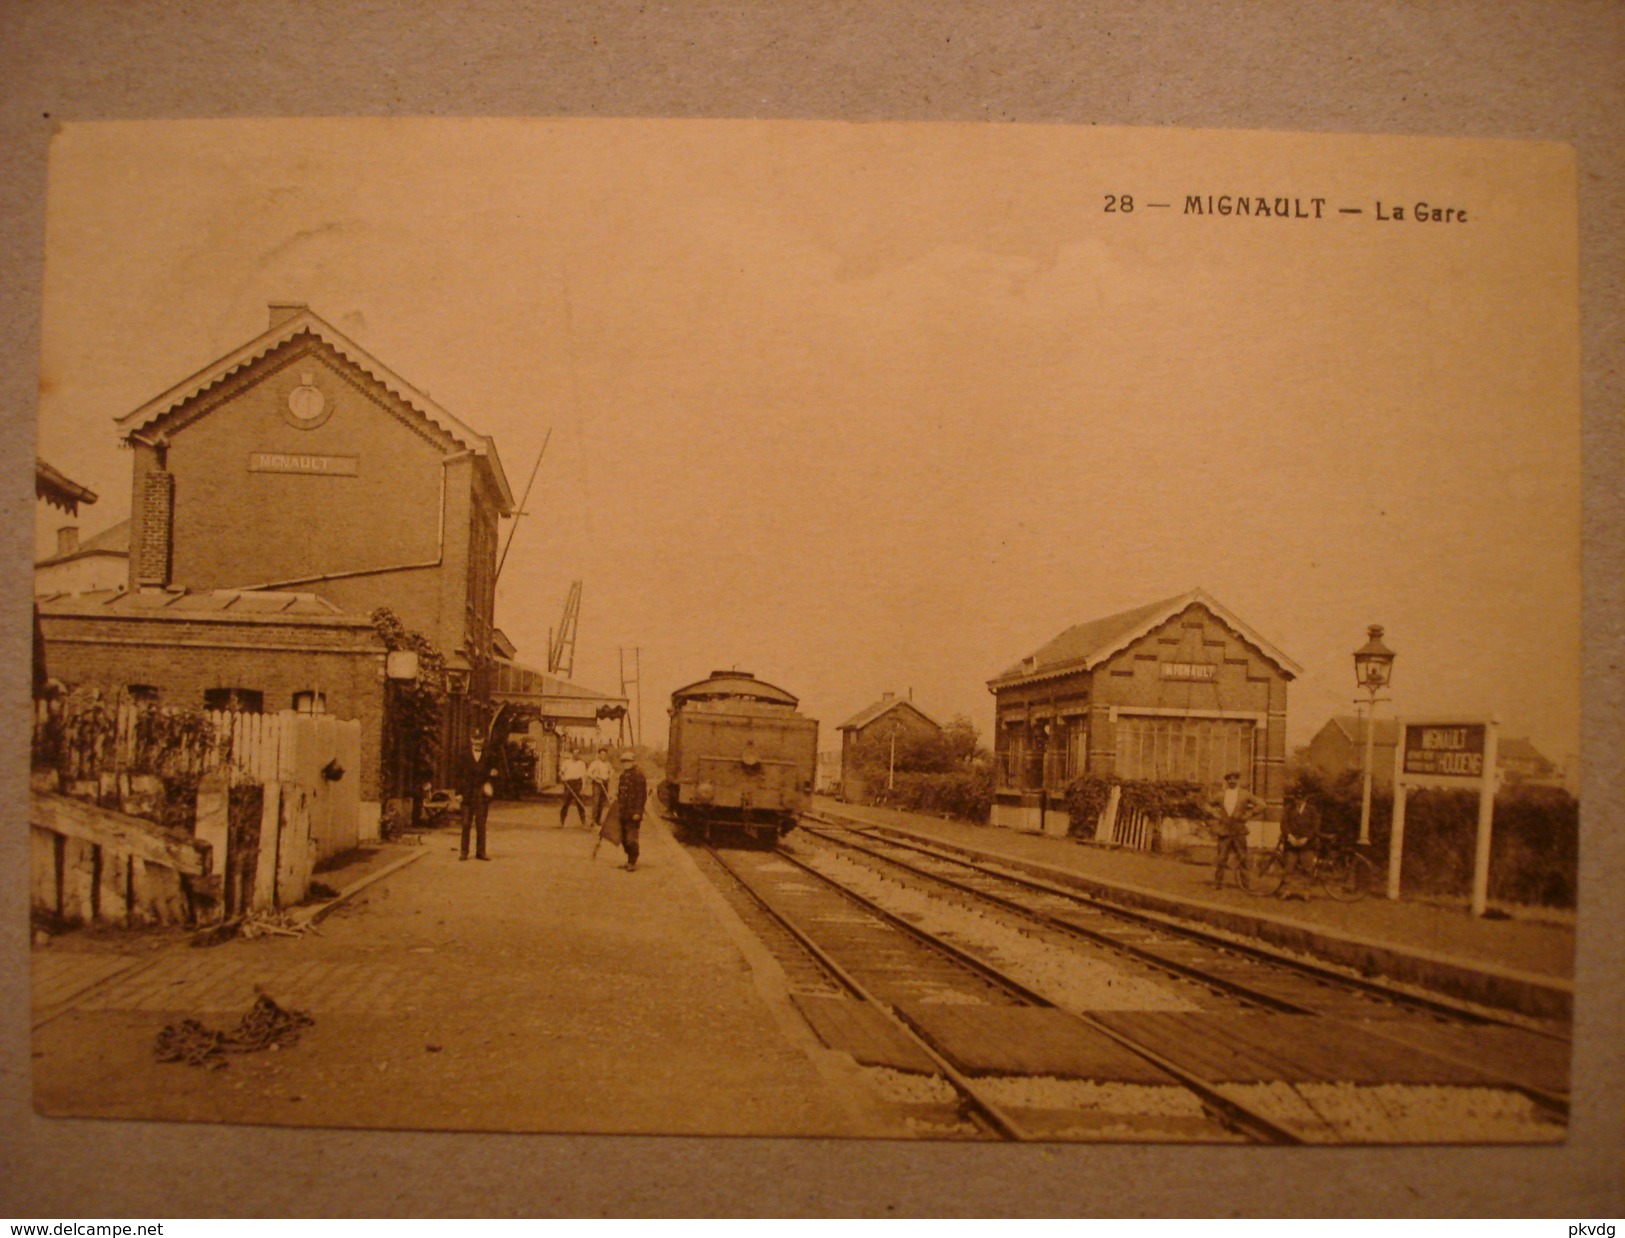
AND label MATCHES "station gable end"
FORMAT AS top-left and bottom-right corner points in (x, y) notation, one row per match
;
(131, 336), (457, 605)
(1093, 604), (1288, 714)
